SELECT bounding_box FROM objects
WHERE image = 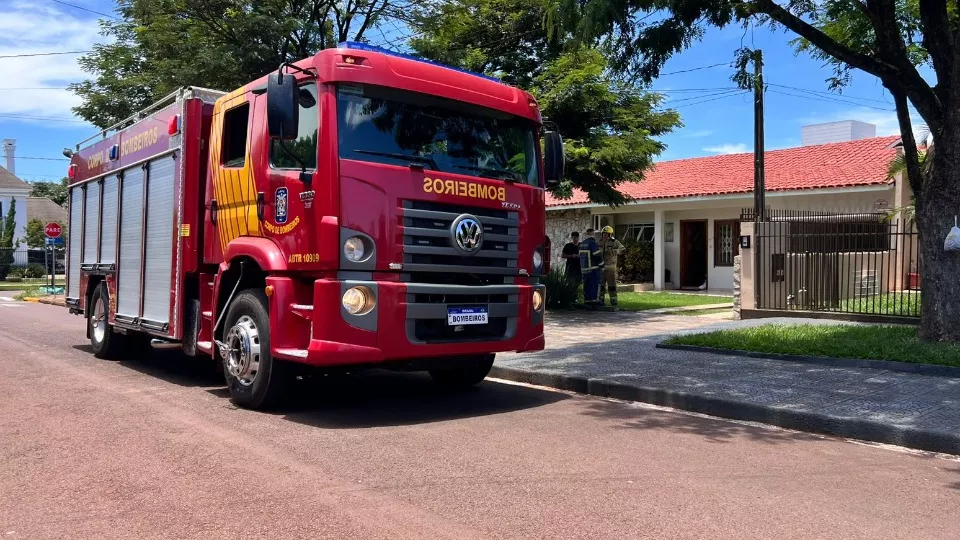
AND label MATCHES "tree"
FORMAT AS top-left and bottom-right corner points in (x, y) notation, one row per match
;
(71, 0), (411, 127)
(24, 219), (47, 249)
(410, 0), (681, 204)
(557, 0), (960, 342)
(29, 178), (69, 208)
(0, 198), (18, 278)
